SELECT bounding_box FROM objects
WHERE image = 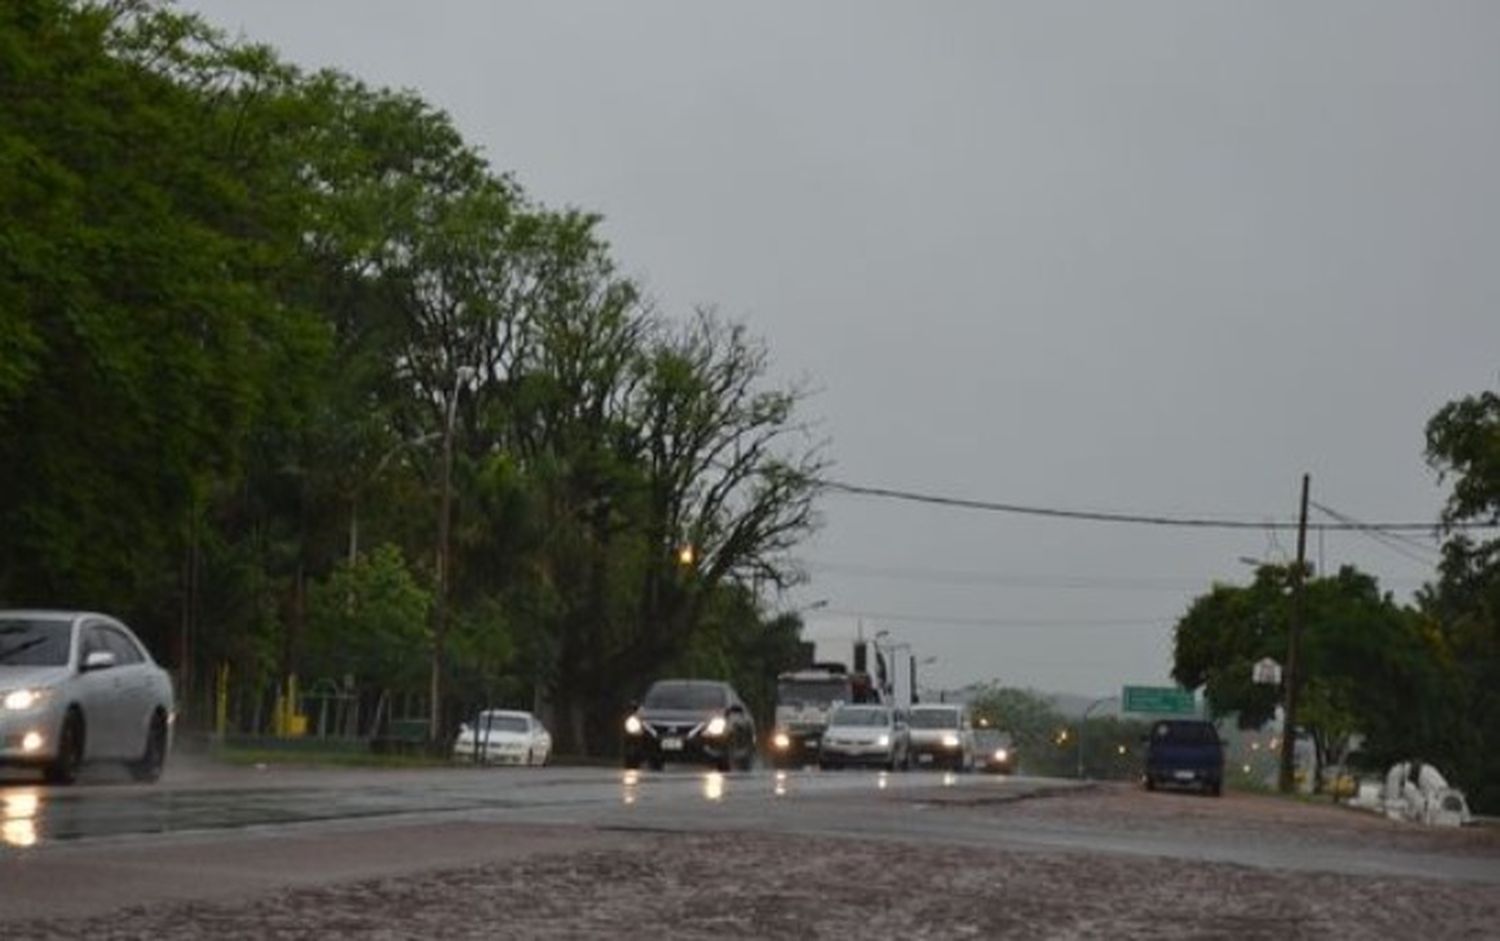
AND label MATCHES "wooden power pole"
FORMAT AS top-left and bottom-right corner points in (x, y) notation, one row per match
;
(1278, 473), (1311, 794)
